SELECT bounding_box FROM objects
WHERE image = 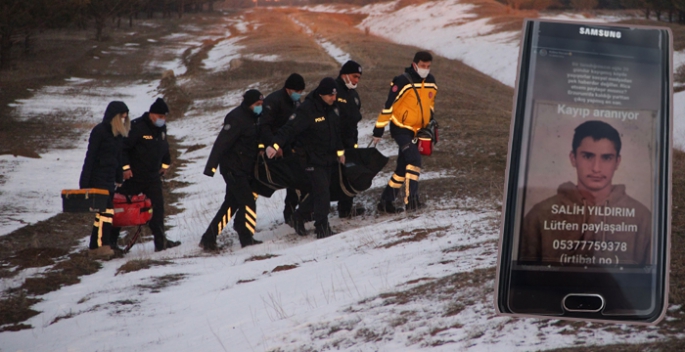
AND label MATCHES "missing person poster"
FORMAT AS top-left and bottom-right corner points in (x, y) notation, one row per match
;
(497, 19), (671, 324)
(512, 22), (667, 268)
